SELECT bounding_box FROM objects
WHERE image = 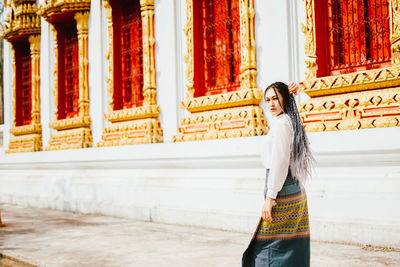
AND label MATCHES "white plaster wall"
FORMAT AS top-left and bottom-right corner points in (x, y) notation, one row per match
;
(0, 127), (399, 248)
